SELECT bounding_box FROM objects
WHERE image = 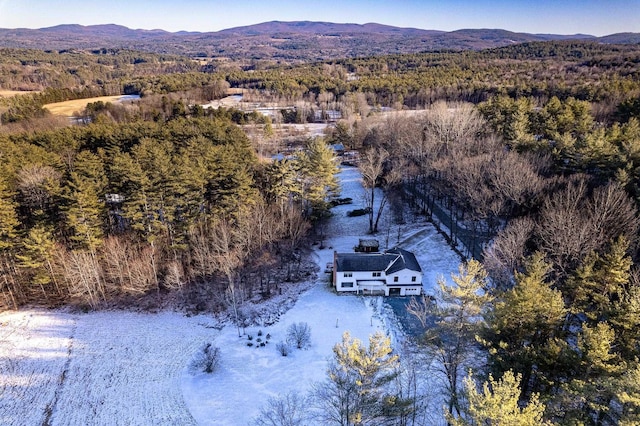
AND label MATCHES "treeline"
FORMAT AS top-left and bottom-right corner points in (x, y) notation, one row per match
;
(0, 48), (199, 91)
(224, 41), (640, 108)
(0, 116), (339, 310)
(479, 95), (640, 210)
